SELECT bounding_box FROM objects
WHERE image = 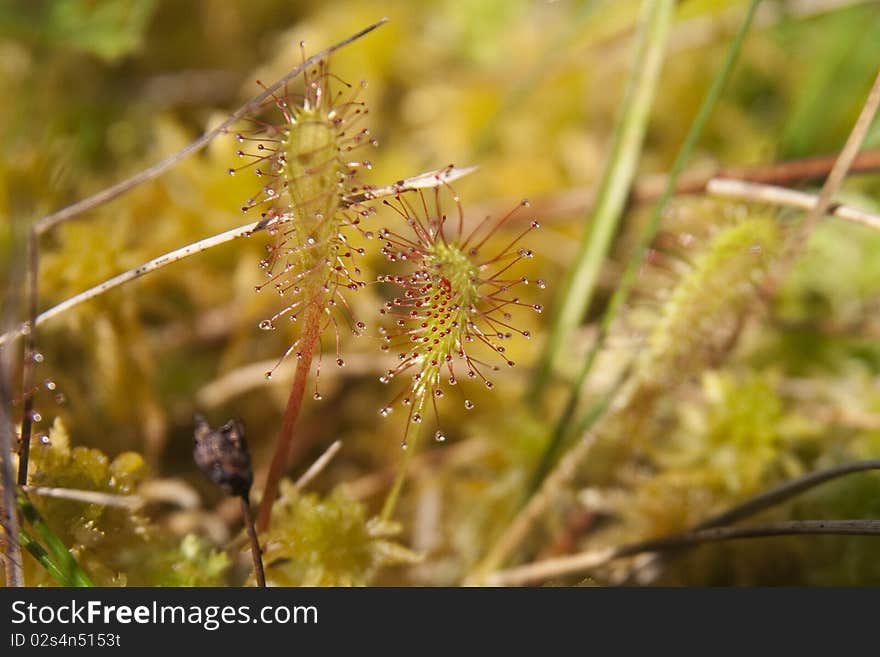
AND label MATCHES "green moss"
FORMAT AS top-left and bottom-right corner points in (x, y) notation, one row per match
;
(154, 534), (231, 587)
(21, 418), (229, 586)
(263, 482), (417, 586)
(626, 369), (818, 536)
